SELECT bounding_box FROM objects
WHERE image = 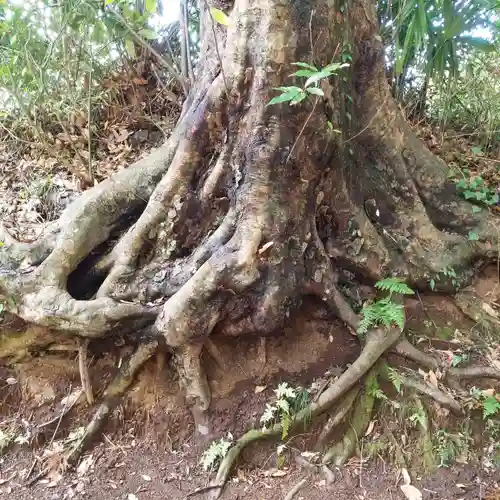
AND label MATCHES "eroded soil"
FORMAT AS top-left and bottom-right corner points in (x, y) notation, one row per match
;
(1, 267), (500, 500)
